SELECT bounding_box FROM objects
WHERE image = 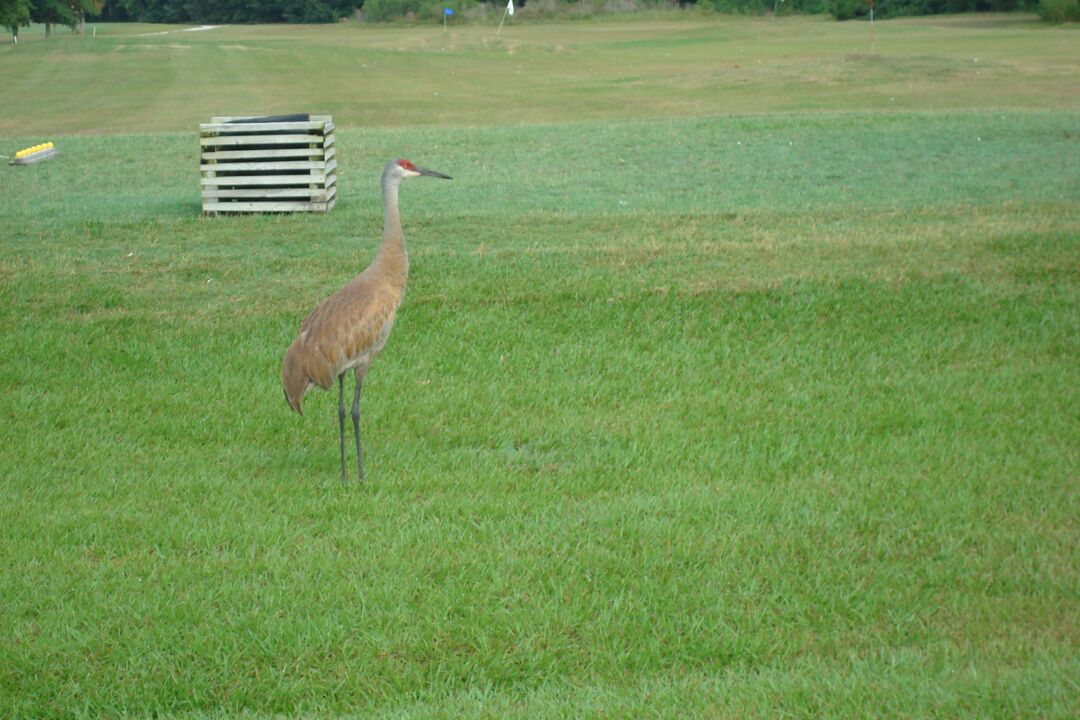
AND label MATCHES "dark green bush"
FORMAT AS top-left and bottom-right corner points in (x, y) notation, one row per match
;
(830, 0), (866, 17)
(830, 0), (1038, 19)
(1037, 0), (1080, 20)
(697, 0), (769, 13)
